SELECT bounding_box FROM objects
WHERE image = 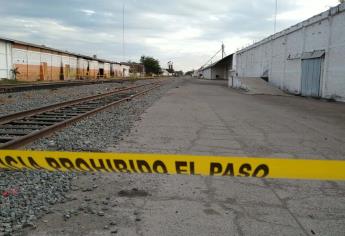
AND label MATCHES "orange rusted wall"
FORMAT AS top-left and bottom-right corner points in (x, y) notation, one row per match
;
(9, 42), (121, 81)
(14, 64), (28, 81)
(89, 69), (97, 79)
(51, 66), (61, 81)
(88, 60), (98, 79)
(104, 63), (110, 78)
(12, 43), (78, 81)
(77, 58), (88, 79)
